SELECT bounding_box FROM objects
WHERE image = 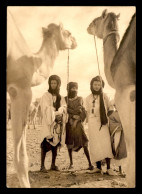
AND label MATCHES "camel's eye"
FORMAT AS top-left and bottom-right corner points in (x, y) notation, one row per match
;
(63, 30), (71, 37)
(93, 20), (97, 26)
